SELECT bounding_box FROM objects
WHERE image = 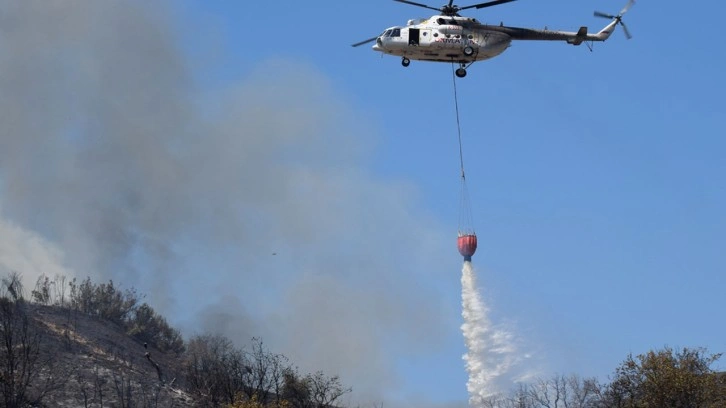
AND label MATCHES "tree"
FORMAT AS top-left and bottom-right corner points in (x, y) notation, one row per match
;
(227, 393), (290, 408)
(0, 272), (66, 406)
(282, 368), (351, 408)
(307, 370), (351, 408)
(603, 346), (724, 408)
(184, 335), (297, 407)
(185, 334), (246, 406)
(242, 338), (290, 405)
(127, 303), (184, 353)
(68, 277), (140, 326)
(281, 368), (312, 408)
(31, 275), (51, 305)
(521, 374), (602, 408)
